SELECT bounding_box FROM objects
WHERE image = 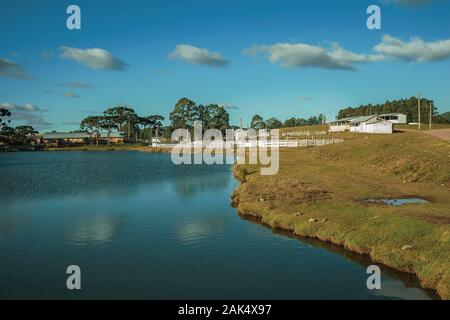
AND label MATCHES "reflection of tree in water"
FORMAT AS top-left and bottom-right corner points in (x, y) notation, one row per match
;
(0, 152), (233, 201)
(171, 170), (231, 198)
(68, 213), (125, 246)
